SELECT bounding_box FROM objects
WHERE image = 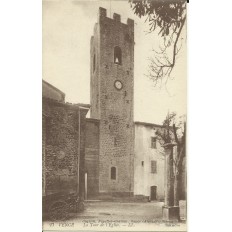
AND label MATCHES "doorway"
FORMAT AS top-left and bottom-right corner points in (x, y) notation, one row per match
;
(150, 186), (157, 201)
